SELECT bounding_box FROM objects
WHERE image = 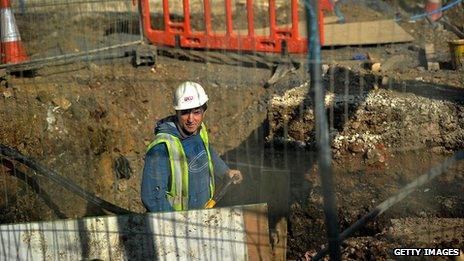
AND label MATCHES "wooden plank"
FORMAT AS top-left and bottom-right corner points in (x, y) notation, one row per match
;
(272, 218), (288, 261)
(0, 207), (255, 260)
(217, 16), (341, 36)
(224, 19), (412, 47)
(322, 20), (414, 46)
(323, 16), (342, 25)
(243, 204), (274, 261)
(424, 43), (440, 70)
